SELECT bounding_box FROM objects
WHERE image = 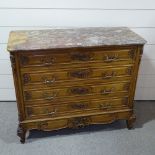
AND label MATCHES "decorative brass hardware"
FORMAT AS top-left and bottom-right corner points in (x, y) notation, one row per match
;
(103, 54), (119, 62)
(20, 55), (29, 65)
(70, 87), (90, 95)
(70, 102), (88, 109)
(101, 88), (114, 95)
(44, 108), (57, 116)
(38, 121), (48, 130)
(68, 117), (91, 129)
(23, 73), (31, 84)
(40, 56), (55, 66)
(24, 91), (32, 100)
(102, 71), (116, 79)
(43, 92), (57, 100)
(42, 76), (56, 85)
(69, 69), (92, 79)
(71, 53), (93, 61)
(99, 103), (111, 110)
